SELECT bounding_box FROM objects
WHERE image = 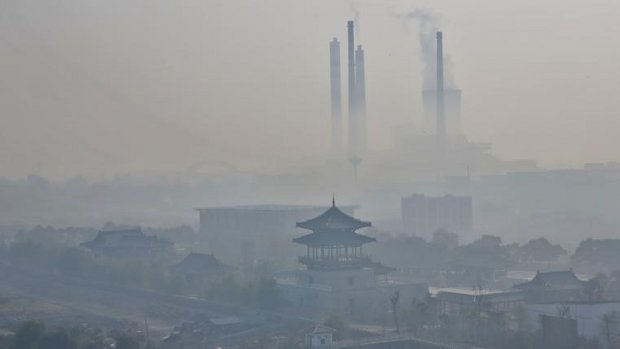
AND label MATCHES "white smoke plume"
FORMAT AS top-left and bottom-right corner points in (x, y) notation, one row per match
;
(390, 8), (456, 90)
(349, 1), (361, 36)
